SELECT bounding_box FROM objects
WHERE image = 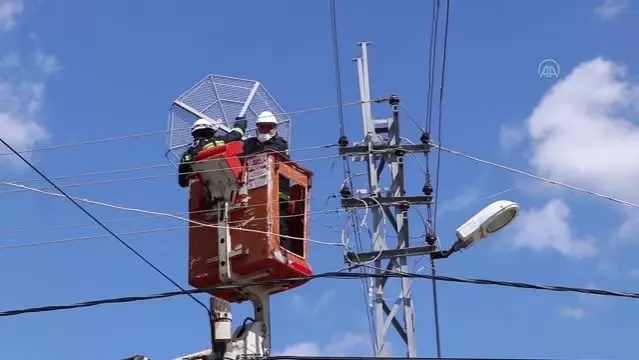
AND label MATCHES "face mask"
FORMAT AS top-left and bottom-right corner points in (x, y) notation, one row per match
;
(257, 132), (274, 142)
